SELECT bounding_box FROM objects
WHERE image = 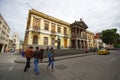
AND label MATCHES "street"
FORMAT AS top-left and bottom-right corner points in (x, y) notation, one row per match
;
(0, 50), (120, 80)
